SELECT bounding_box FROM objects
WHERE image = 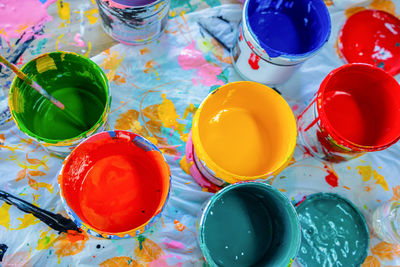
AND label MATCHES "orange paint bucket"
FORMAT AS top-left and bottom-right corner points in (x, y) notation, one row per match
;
(191, 81), (297, 185)
(58, 130), (171, 238)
